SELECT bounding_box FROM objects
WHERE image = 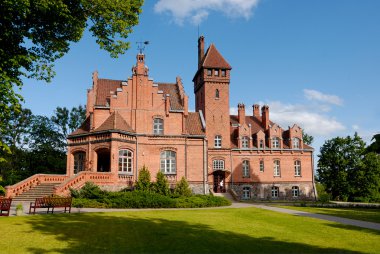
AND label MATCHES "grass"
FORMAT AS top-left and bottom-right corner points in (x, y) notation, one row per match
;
(0, 207), (379, 254)
(275, 206), (380, 224)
